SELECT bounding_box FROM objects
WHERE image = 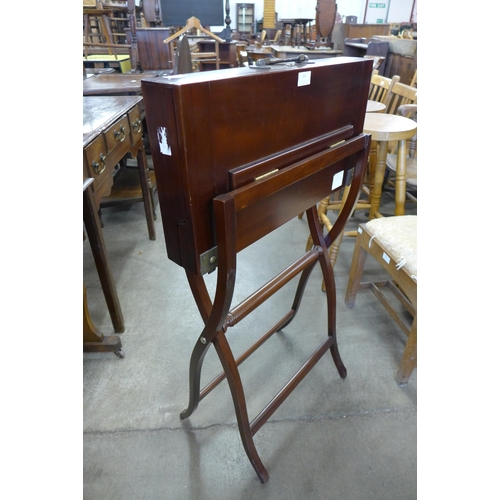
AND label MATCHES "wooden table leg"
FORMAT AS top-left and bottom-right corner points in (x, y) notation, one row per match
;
(369, 140), (388, 219)
(83, 184), (125, 333)
(83, 285), (124, 358)
(136, 145), (156, 240)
